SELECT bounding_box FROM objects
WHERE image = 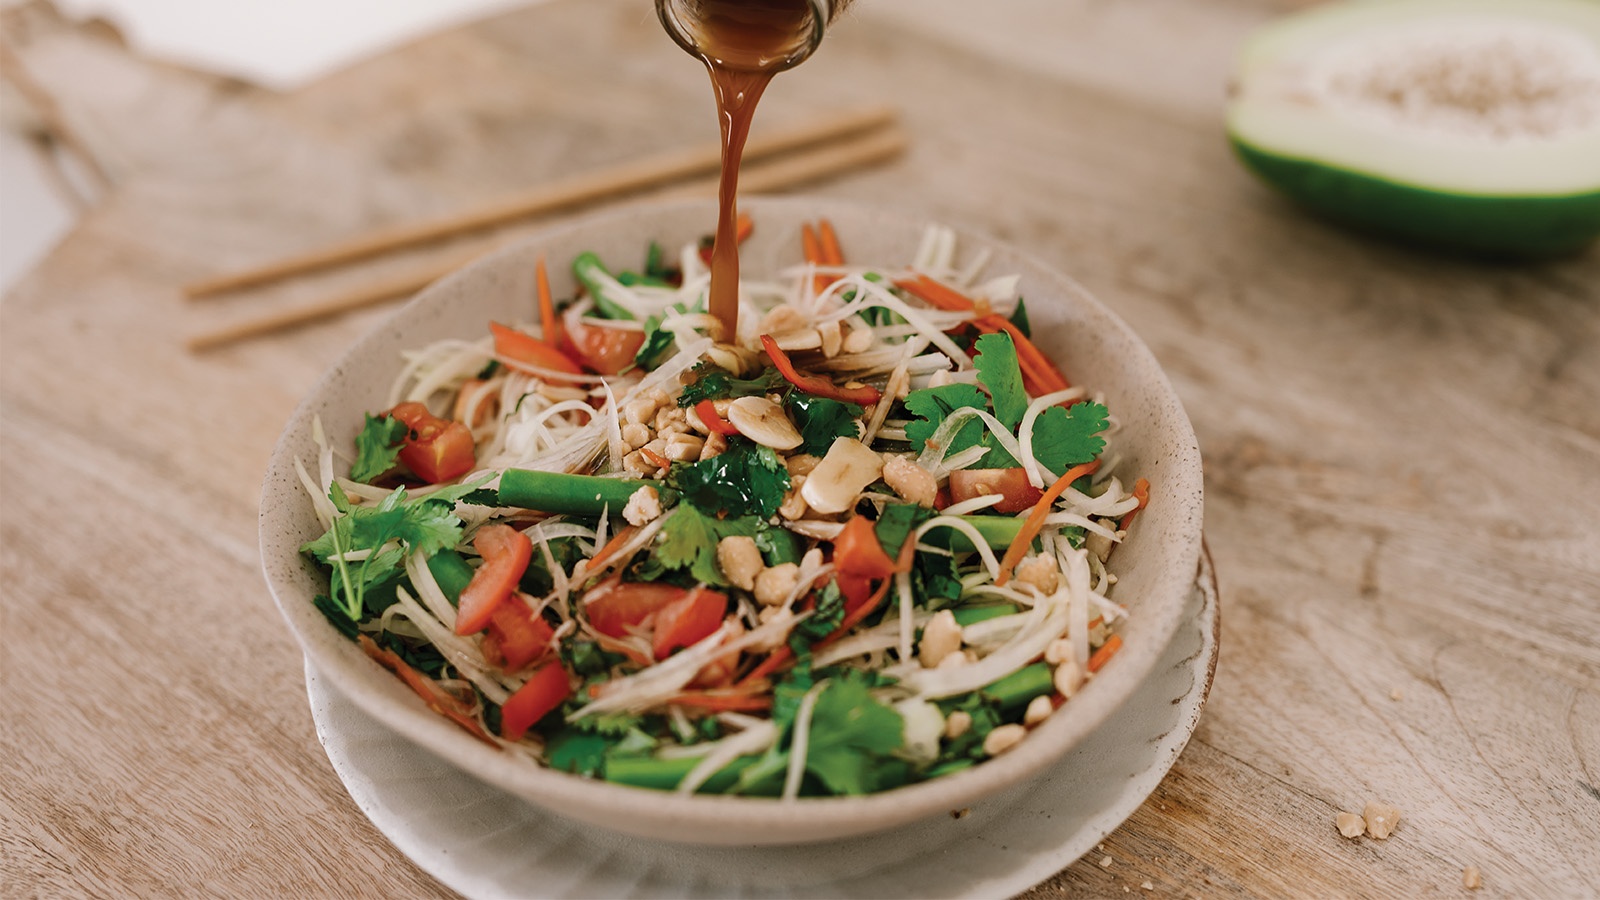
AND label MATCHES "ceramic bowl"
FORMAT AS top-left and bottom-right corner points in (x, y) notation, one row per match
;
(260, 197), (1204, 846)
